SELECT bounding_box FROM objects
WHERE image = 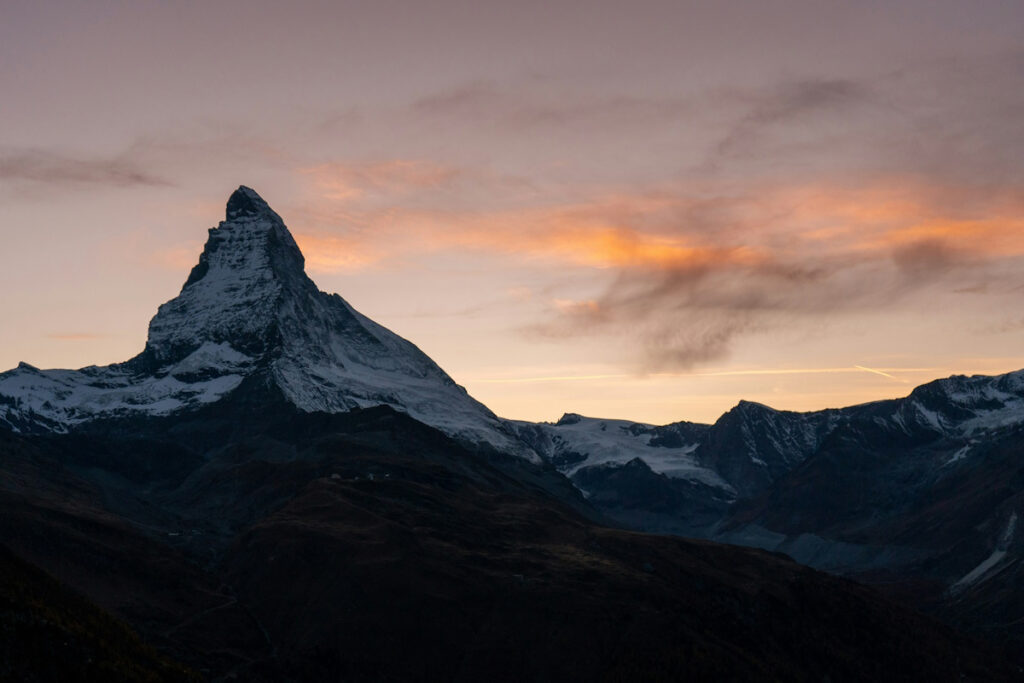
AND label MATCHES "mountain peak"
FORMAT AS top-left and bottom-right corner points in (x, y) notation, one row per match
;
(226, 185), (275, 220)
(143, 186), (310, 364)
(0, 185), (535, 460)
